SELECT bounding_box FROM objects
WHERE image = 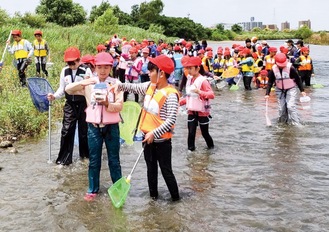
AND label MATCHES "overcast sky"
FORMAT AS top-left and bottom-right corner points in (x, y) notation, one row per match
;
(1, 0), (328, 31)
